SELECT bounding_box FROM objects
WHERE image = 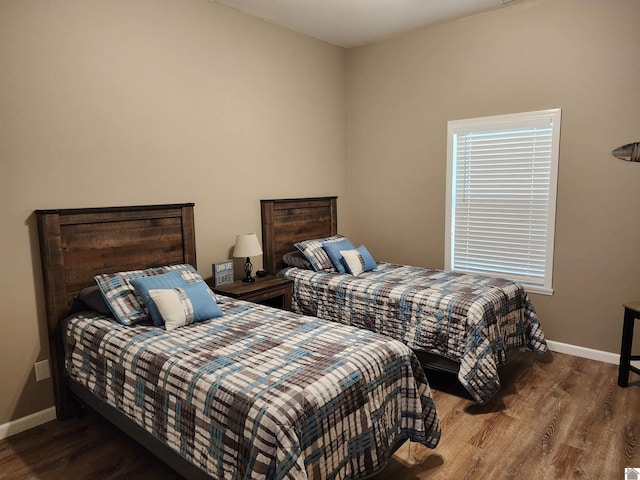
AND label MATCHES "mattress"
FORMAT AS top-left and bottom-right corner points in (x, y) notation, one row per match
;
(64, 295), (441, 479)
(281, 262), (547, 404)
